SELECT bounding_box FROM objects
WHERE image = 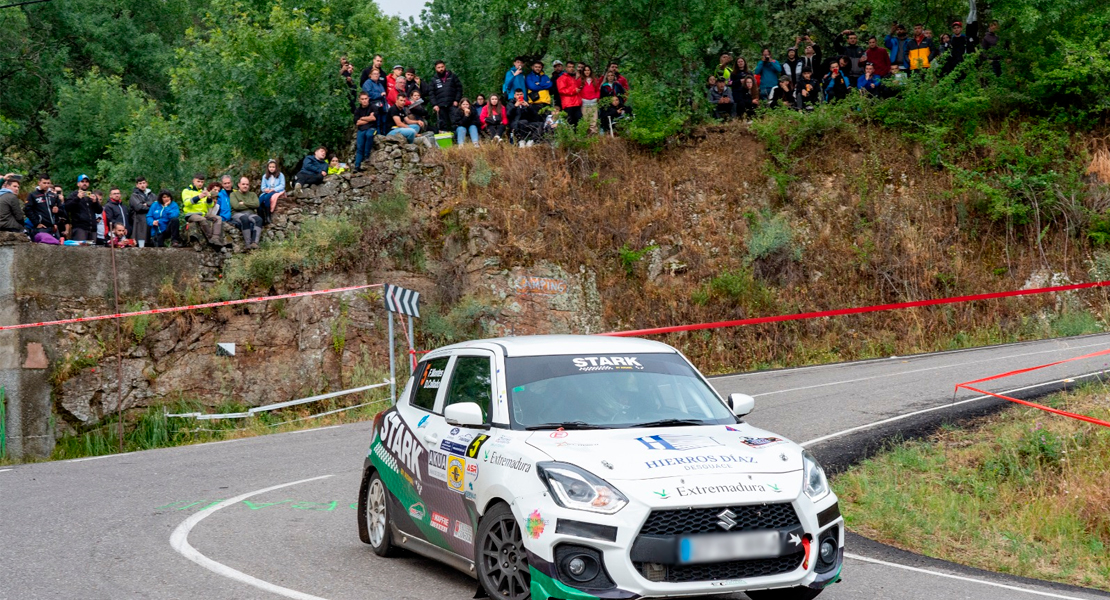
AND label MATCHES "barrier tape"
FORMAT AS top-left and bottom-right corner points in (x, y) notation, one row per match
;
(0, 284), (384, 332)
(602, 280), (1110, 337)
(955, 348), (1110, 429)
